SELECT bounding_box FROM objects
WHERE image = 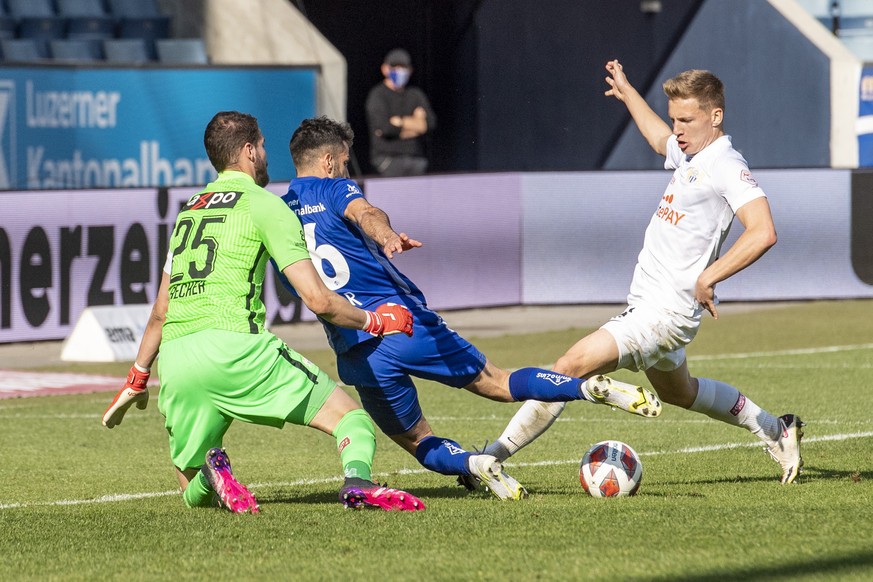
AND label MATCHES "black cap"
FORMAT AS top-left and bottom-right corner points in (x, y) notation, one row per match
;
(384, 48), (411, 67)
